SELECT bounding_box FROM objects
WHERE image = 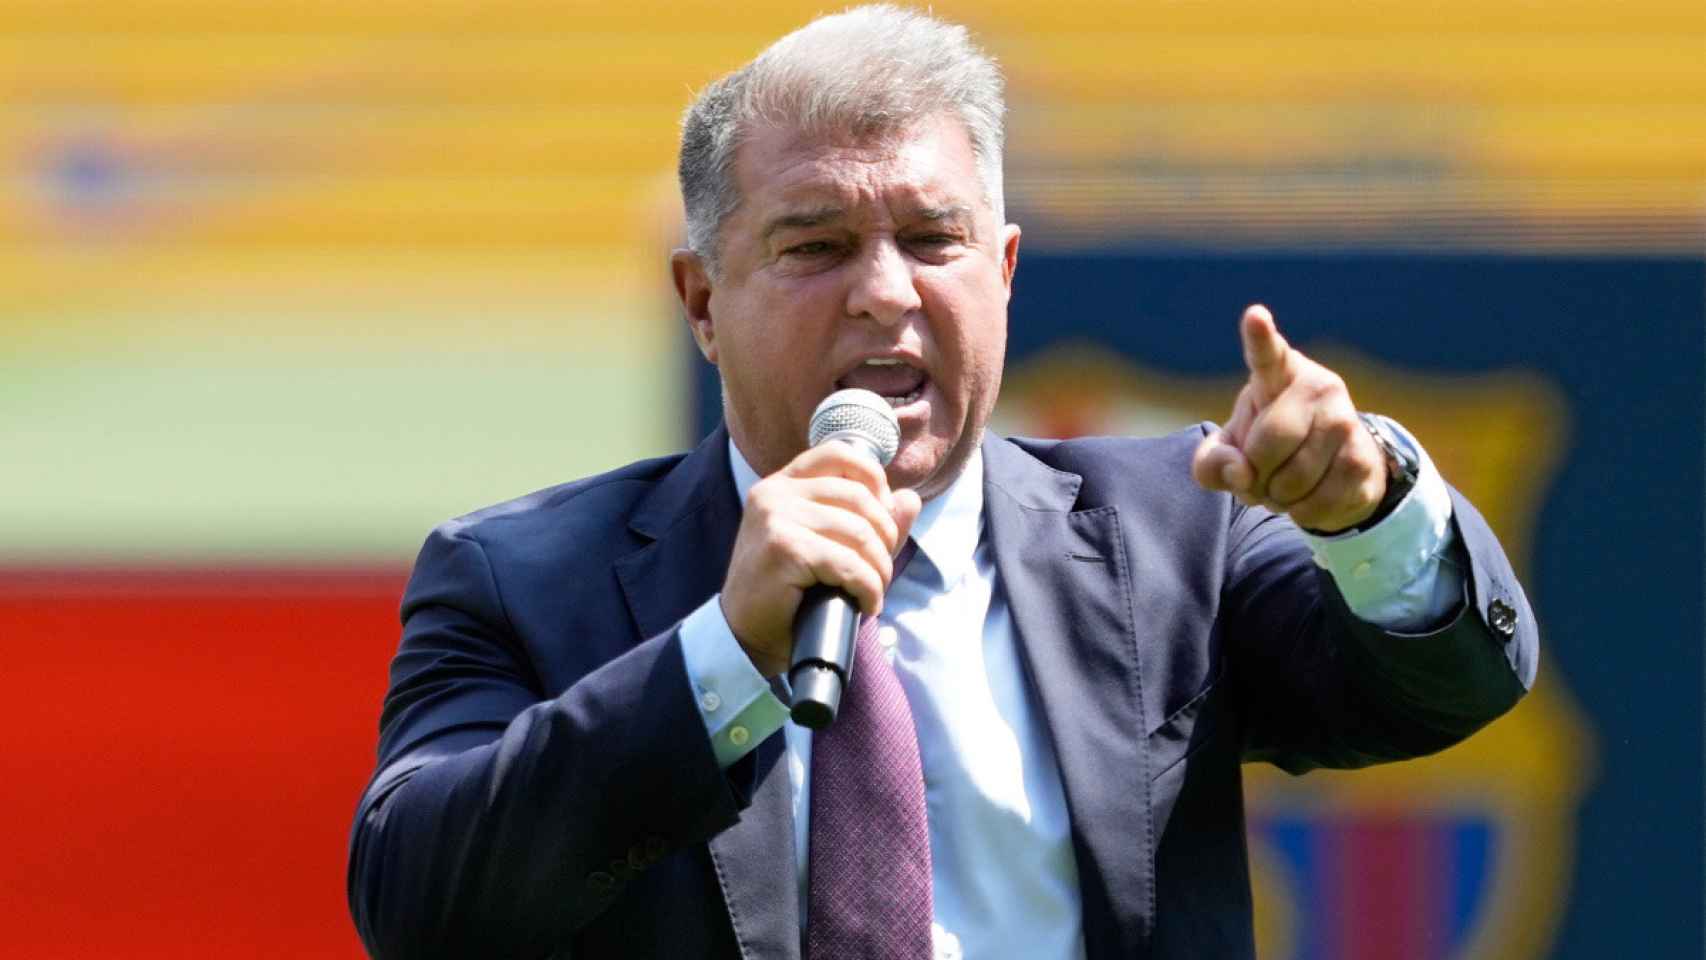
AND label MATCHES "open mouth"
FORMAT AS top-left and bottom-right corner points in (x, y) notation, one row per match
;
(835, 357), (929, 408)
